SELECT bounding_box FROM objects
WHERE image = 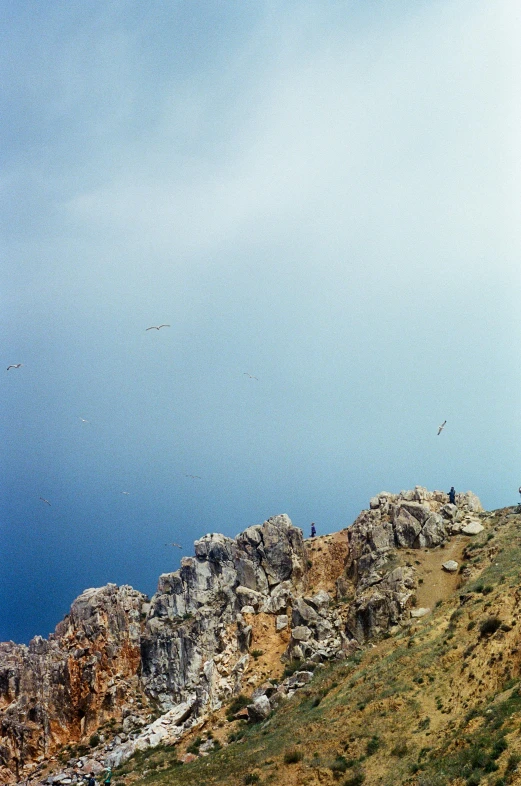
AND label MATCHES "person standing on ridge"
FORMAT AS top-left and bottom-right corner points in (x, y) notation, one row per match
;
(310, 523), (316, 538)
(448, 487), (456, 505)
